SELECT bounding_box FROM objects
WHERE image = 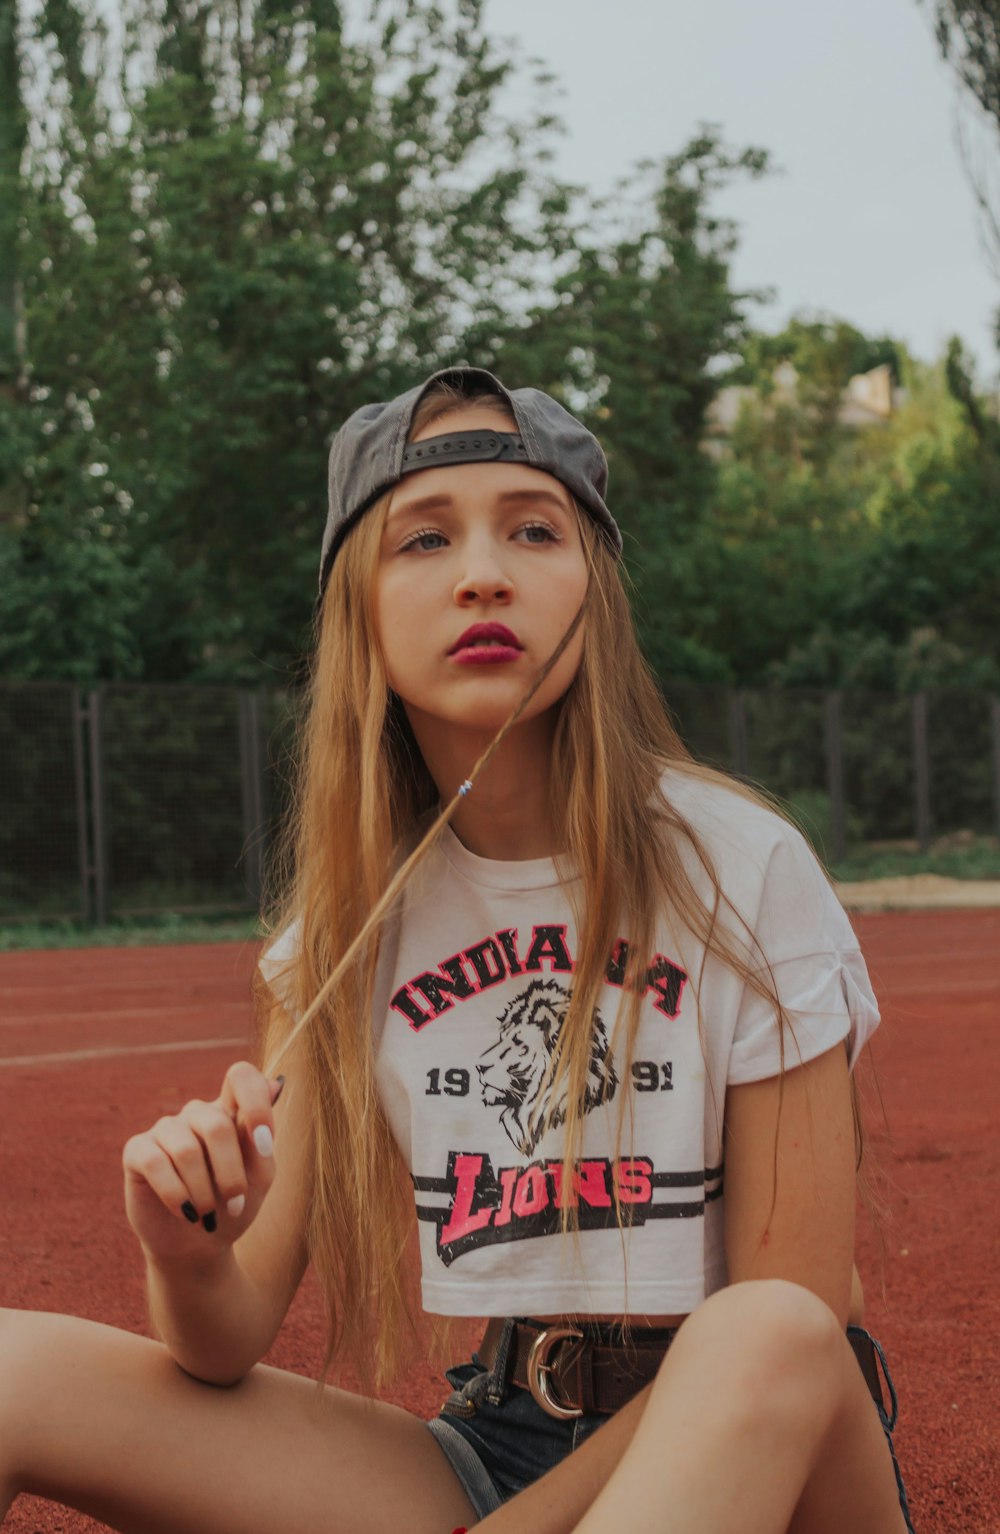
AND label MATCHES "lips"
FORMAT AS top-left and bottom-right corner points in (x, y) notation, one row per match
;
(448, 623), (523, 656)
